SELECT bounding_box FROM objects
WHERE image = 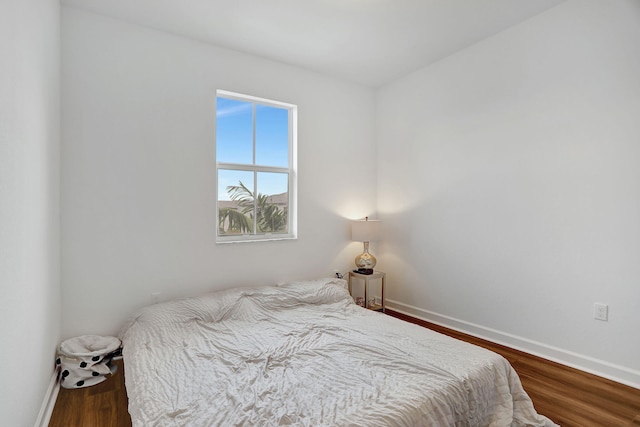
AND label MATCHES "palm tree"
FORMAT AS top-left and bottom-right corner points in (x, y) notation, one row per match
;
(219, 181), (288, 235)
(218, 206), (252, 234)
(257, 195), (288, 232)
